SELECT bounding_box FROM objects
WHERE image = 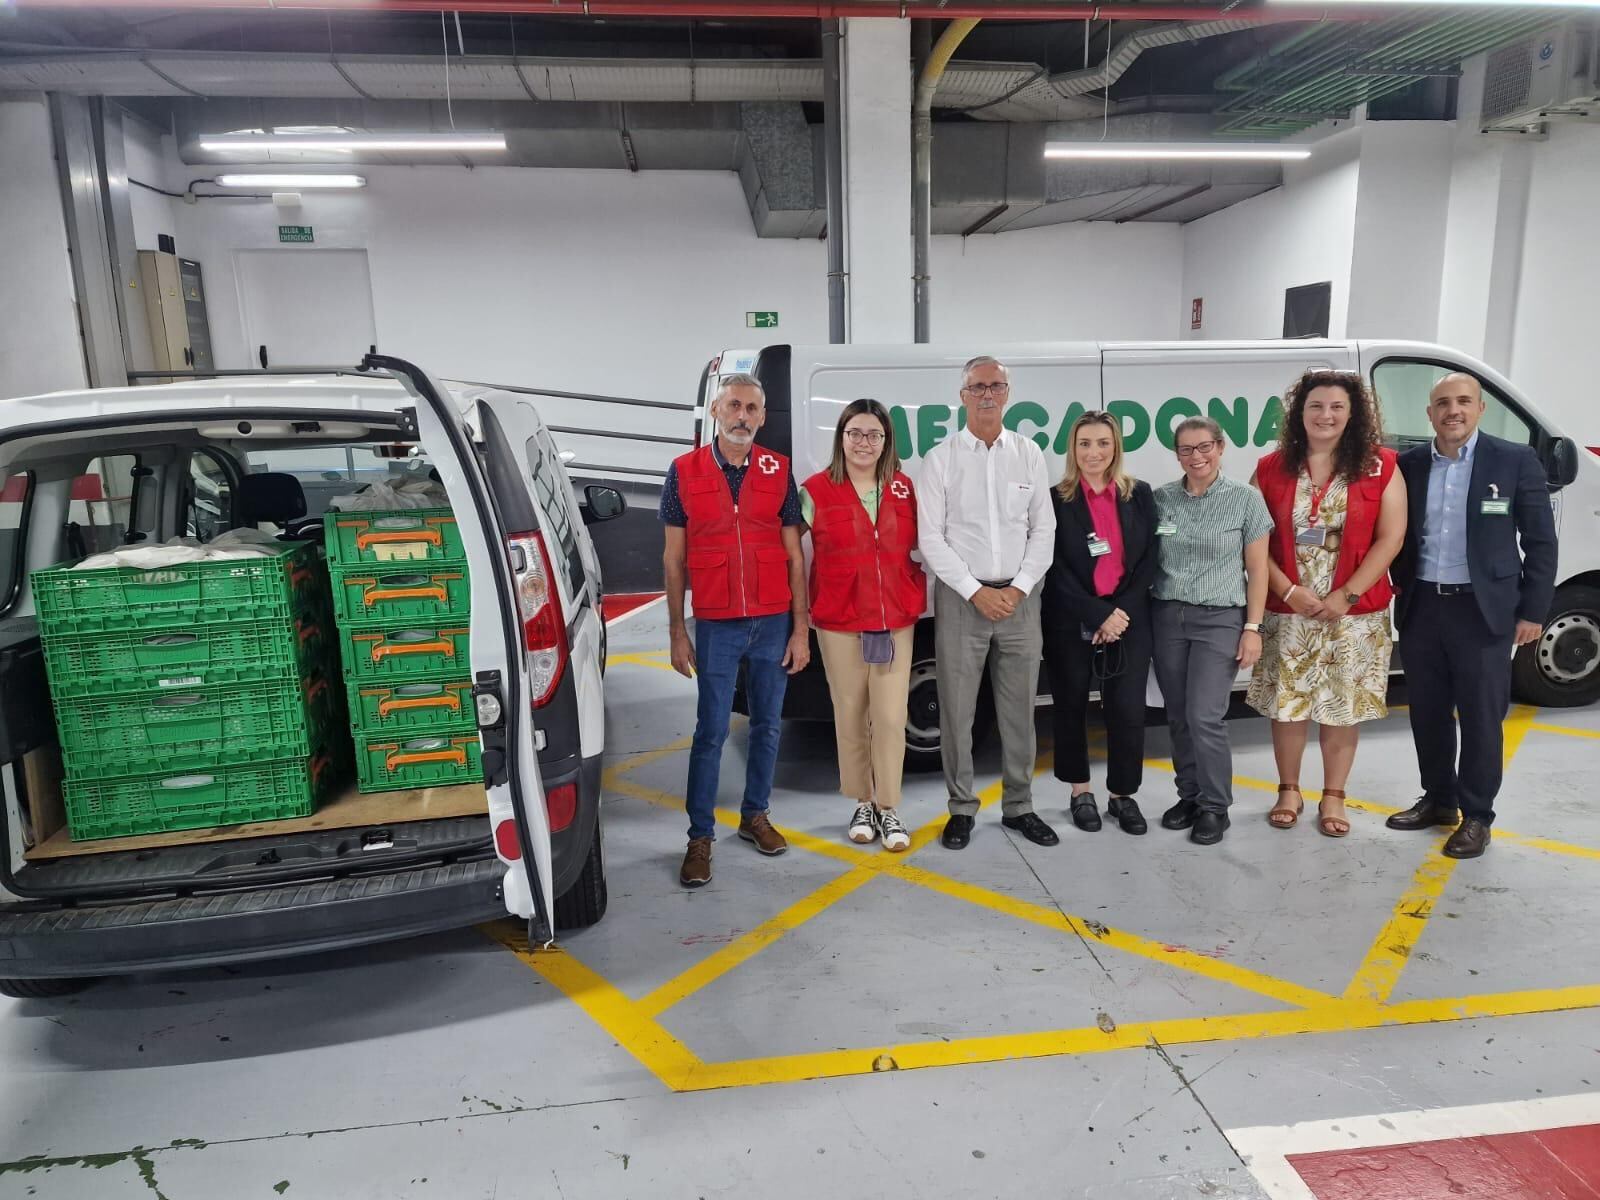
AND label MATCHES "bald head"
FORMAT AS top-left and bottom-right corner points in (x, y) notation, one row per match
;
(1427, 371), (1485, 456)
